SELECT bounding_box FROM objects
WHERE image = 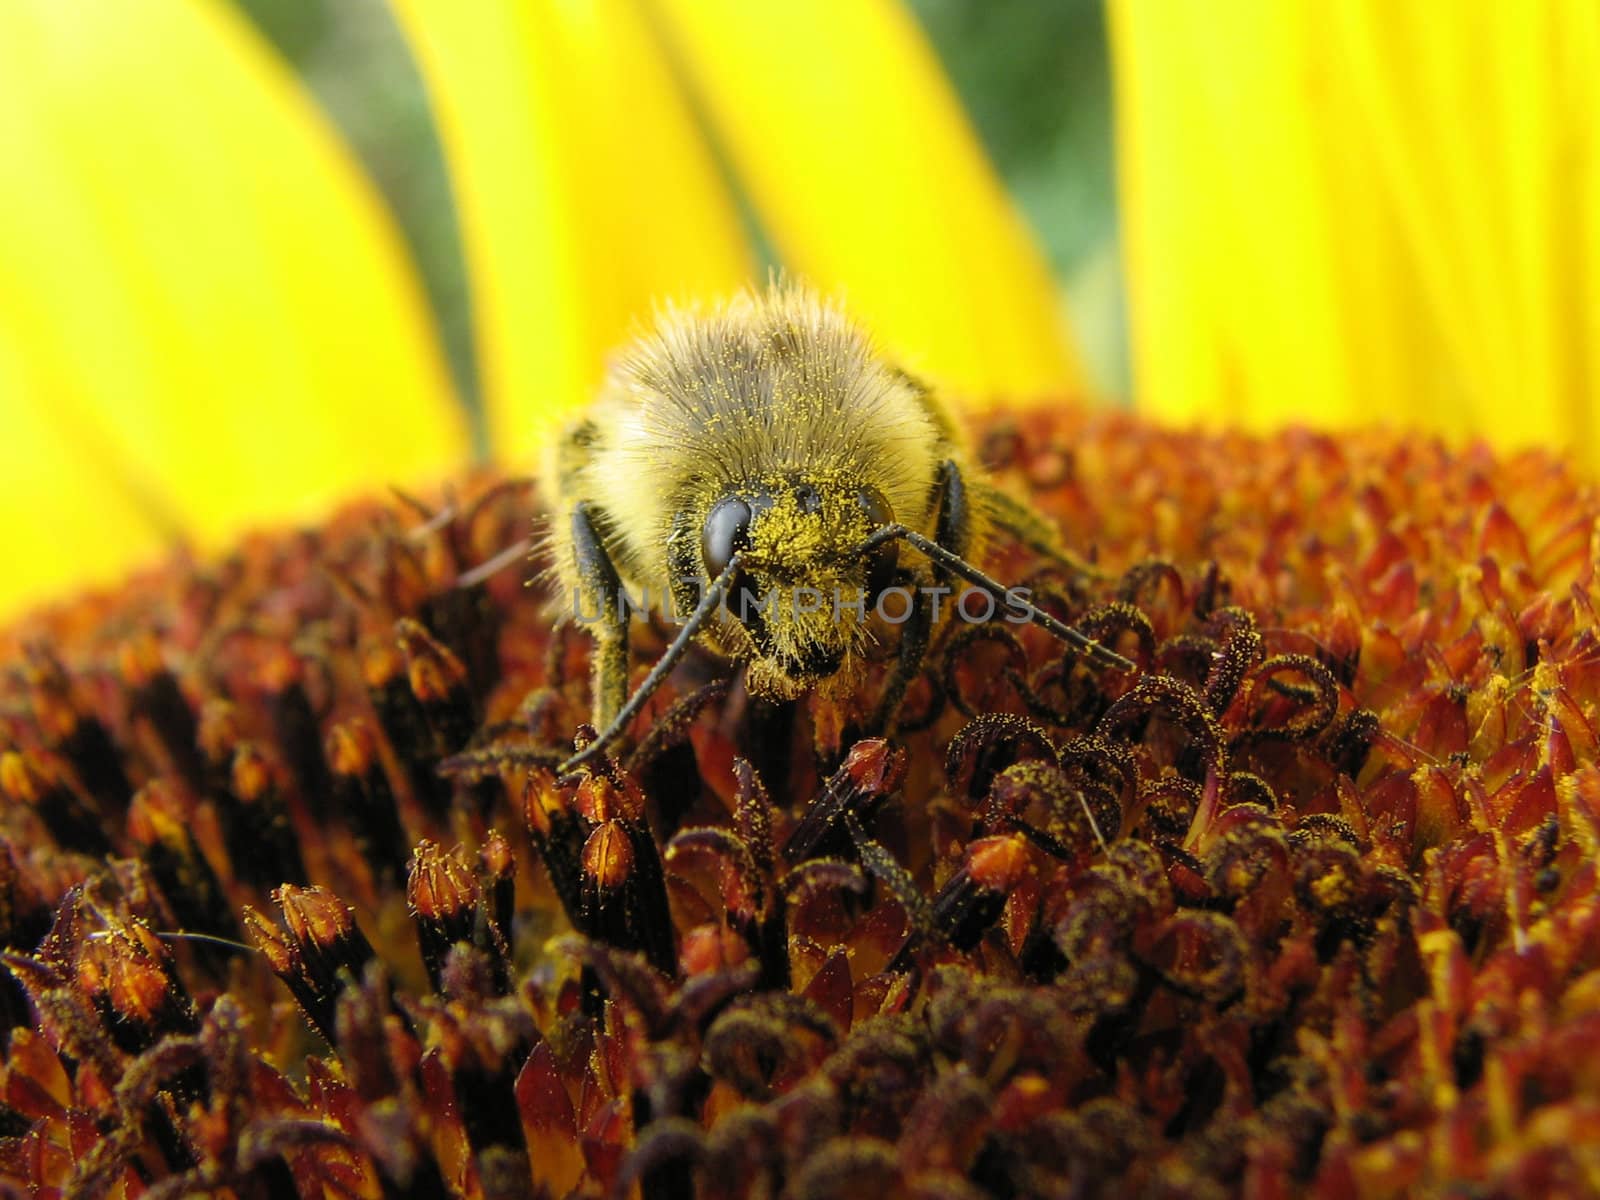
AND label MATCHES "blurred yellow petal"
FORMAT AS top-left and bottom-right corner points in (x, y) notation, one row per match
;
(0, 0), (467, 618)
(0, 333), (170, 615)
(647, 0), (1085, 402)
(1111, 0), (1600, 465)
(389, 0), (753, 463)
